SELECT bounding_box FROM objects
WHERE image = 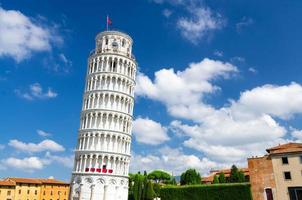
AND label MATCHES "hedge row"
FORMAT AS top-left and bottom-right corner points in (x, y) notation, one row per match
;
(160, 183), (252, 200)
